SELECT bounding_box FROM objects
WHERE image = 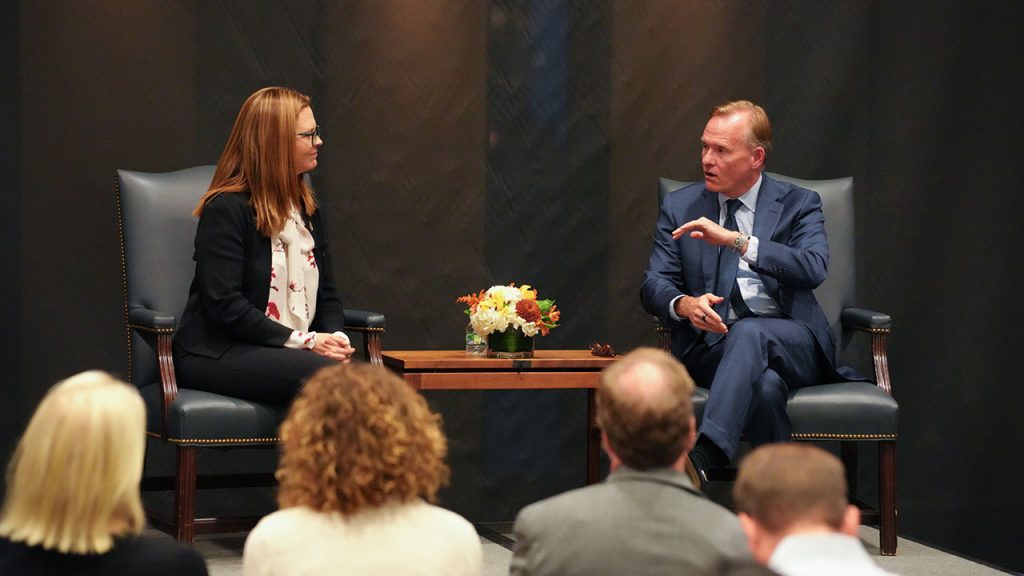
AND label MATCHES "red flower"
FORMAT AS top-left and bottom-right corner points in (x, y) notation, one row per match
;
(266, 302), (281, 320)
